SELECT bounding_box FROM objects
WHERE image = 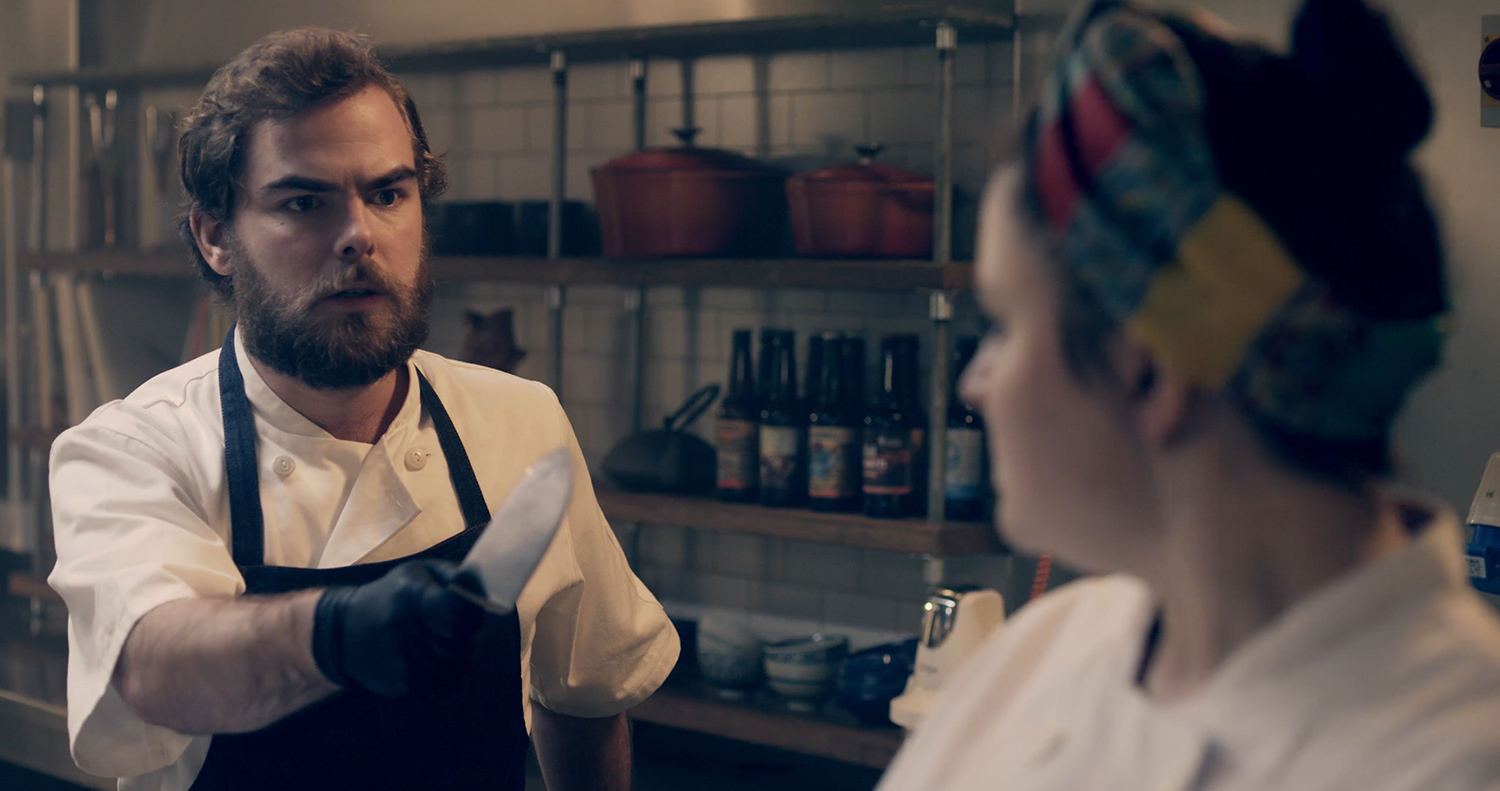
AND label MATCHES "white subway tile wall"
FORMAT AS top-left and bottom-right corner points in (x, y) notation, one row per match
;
(240, 43), (1023, 635)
